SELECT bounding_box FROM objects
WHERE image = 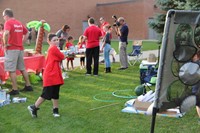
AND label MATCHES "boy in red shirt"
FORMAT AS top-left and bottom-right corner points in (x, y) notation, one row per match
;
(65, 36), (74, 70)
(28, 33), (65, 118)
